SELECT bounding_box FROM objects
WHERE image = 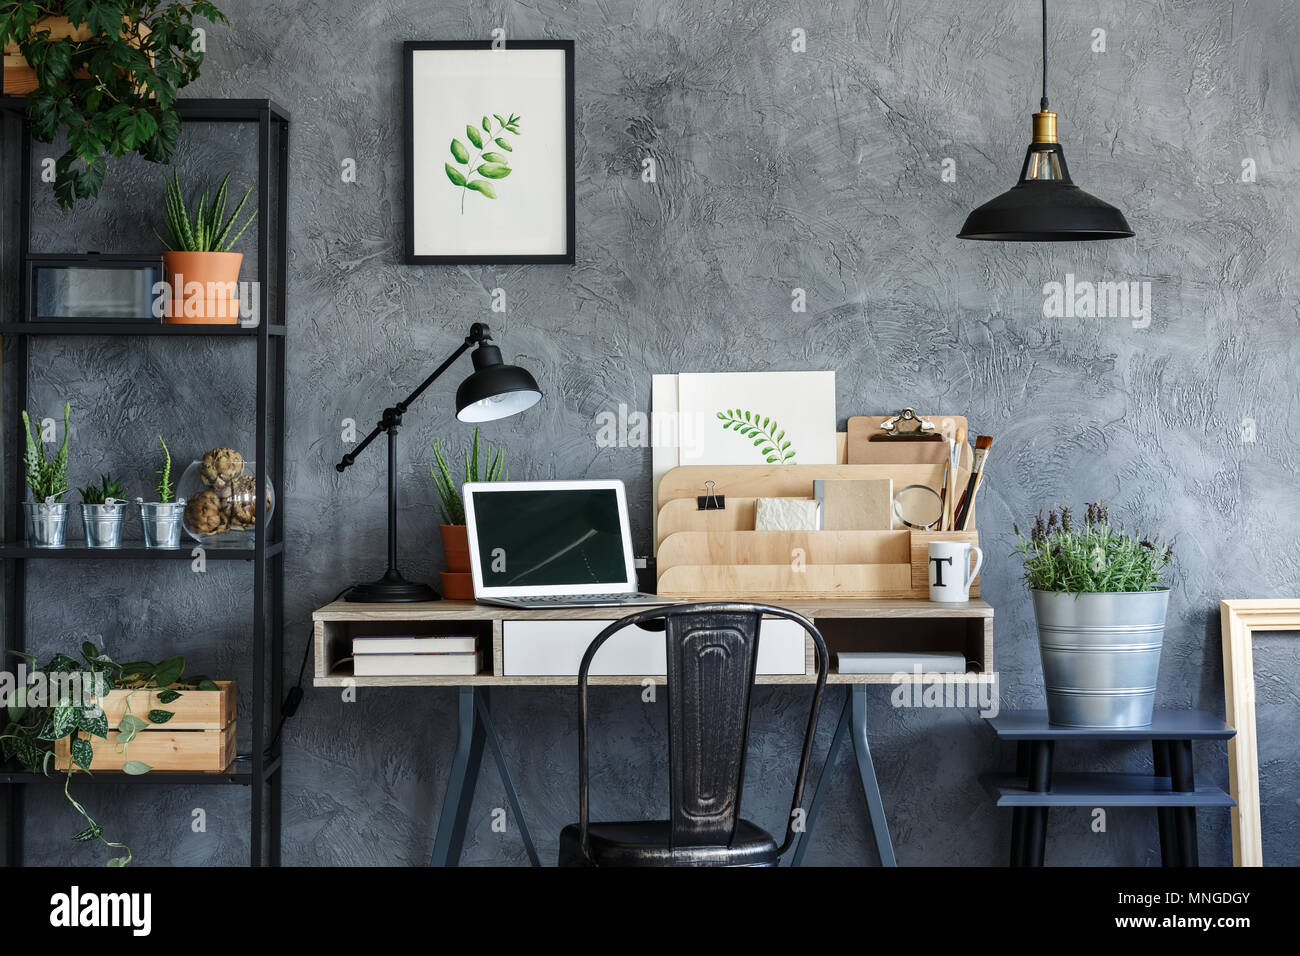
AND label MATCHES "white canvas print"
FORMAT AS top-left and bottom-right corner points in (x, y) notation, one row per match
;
(676, 371), (837, 467)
